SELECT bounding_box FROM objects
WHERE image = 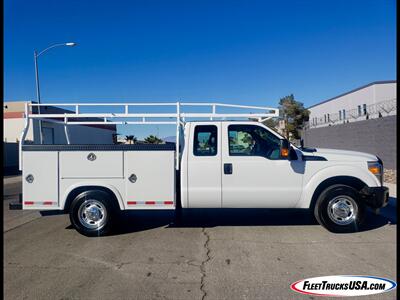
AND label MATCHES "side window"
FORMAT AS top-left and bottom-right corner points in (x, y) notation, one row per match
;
(193, 125), (217, 156)
(228, 125), (281, 159)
